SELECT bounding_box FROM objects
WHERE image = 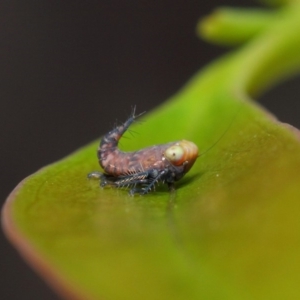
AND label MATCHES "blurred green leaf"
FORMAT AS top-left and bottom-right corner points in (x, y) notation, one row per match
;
(3, 2), (300, 300)
(260, 0), (300, 7)
(197, 7), (277, 46)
